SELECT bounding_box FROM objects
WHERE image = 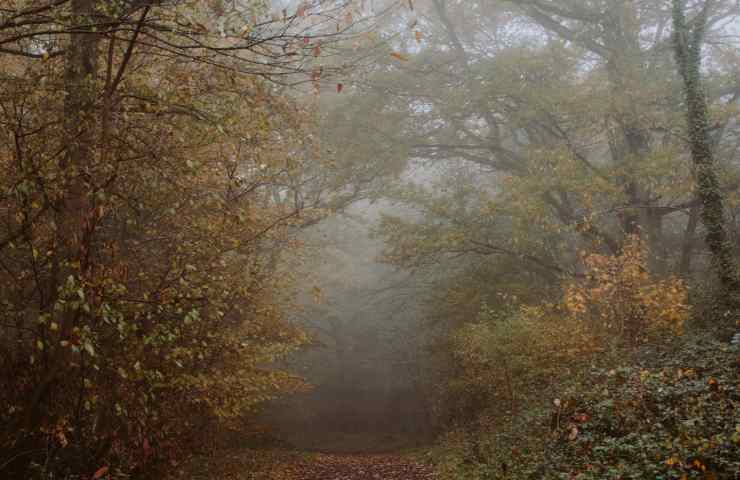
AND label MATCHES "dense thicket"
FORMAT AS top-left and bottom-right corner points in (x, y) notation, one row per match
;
(0, 0), (378, 477)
